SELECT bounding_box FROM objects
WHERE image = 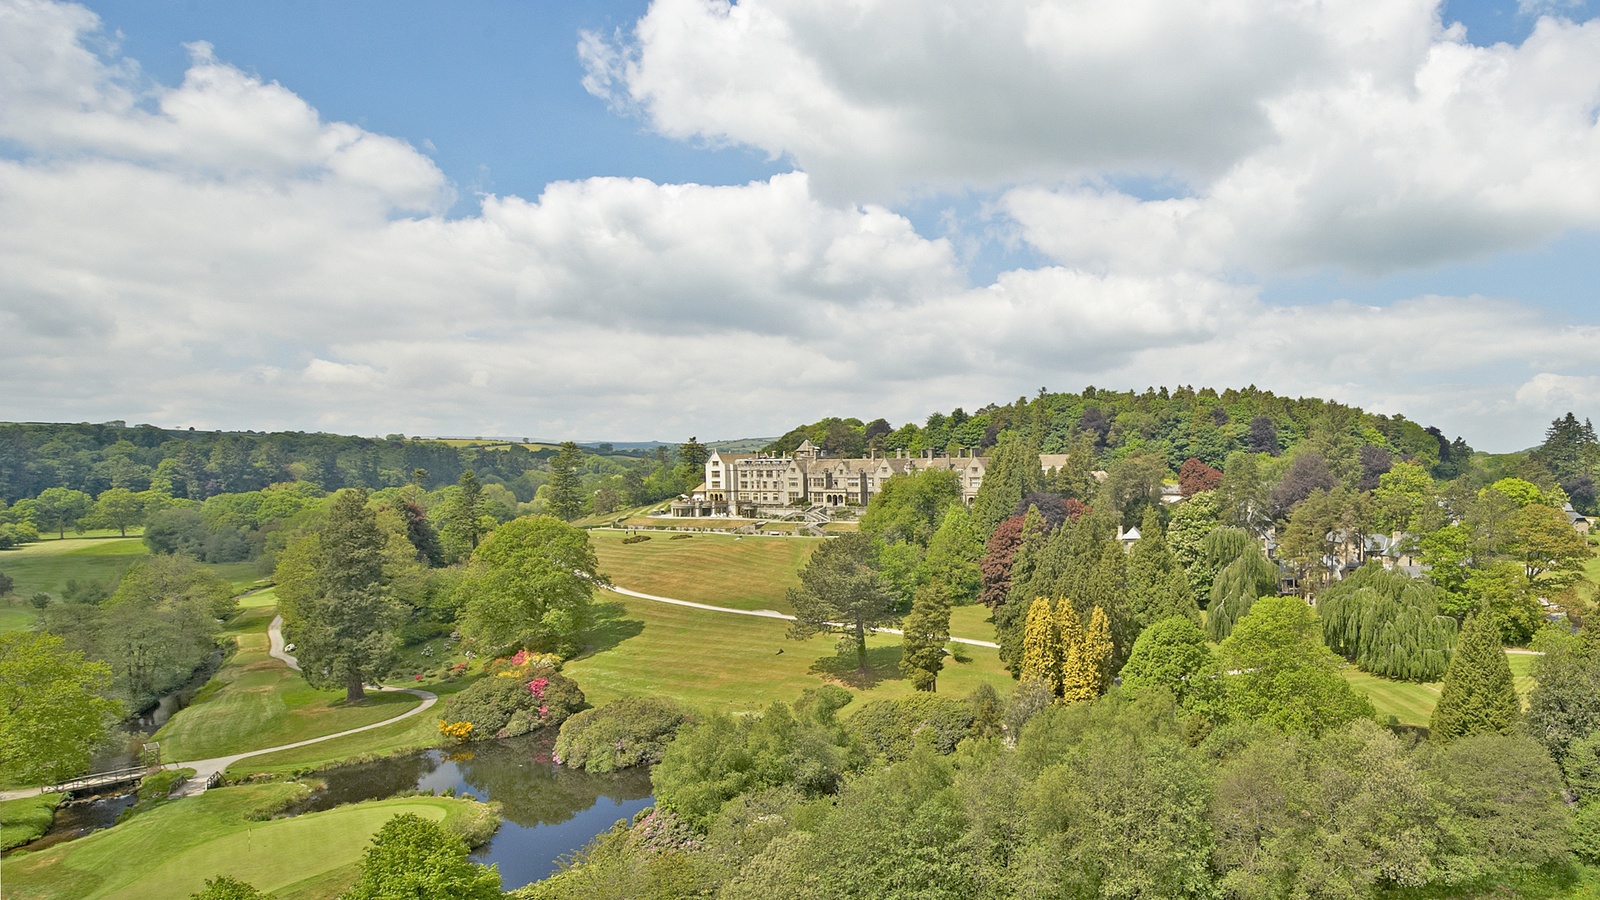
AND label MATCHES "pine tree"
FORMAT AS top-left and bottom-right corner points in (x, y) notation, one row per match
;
(439, 469), (489, 558)
(1127, 507), (1197, 627)
(1004, 507), (1049, 606)
(899, 583), (951, 692)
(1020, 597), (1063, 692)
(547, 441), (585, 521)
(1063, 606), (1113, 701)
(972, 435), (1044, 536)
(278, 489), (405, 703)
(994, 508), (1051, 673)
(1431, 612), (1520, 742)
